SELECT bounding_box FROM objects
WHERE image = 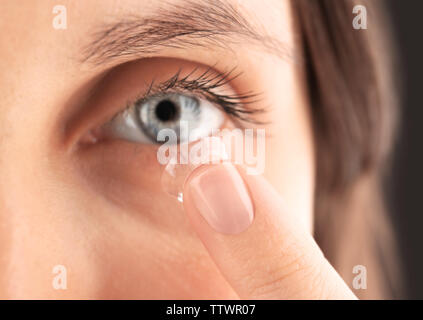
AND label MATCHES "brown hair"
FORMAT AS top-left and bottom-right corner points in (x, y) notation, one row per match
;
(291, 0), (402, 298)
